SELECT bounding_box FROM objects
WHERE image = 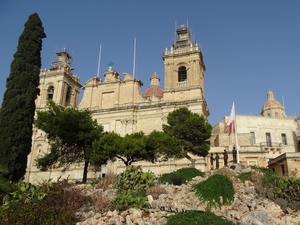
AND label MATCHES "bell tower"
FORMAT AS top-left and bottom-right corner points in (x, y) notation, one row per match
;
(36, 48), (82, 109)
(162, 24), (209, 116)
